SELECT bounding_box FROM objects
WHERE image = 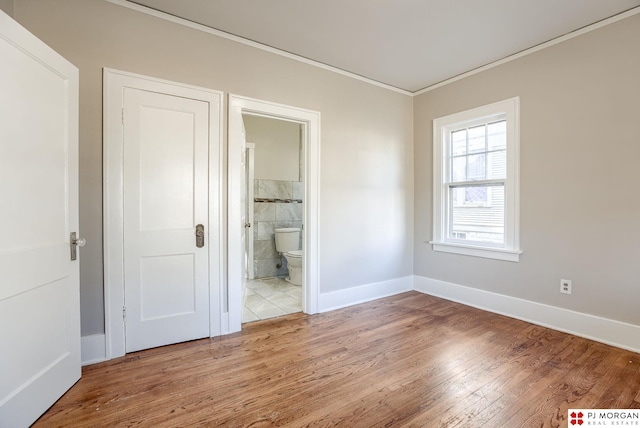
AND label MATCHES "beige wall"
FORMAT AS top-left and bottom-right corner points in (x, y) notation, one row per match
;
(244, 115), (301, 182)
(414, 13), (640, 325)
(0, 0), (13, 16)
(16, 0), (636, 338)
(14, 0), (414, 336)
